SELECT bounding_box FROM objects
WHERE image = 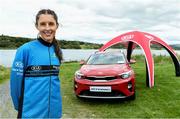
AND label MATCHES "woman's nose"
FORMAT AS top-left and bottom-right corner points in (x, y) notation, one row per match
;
(45, 24), (50, 29)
